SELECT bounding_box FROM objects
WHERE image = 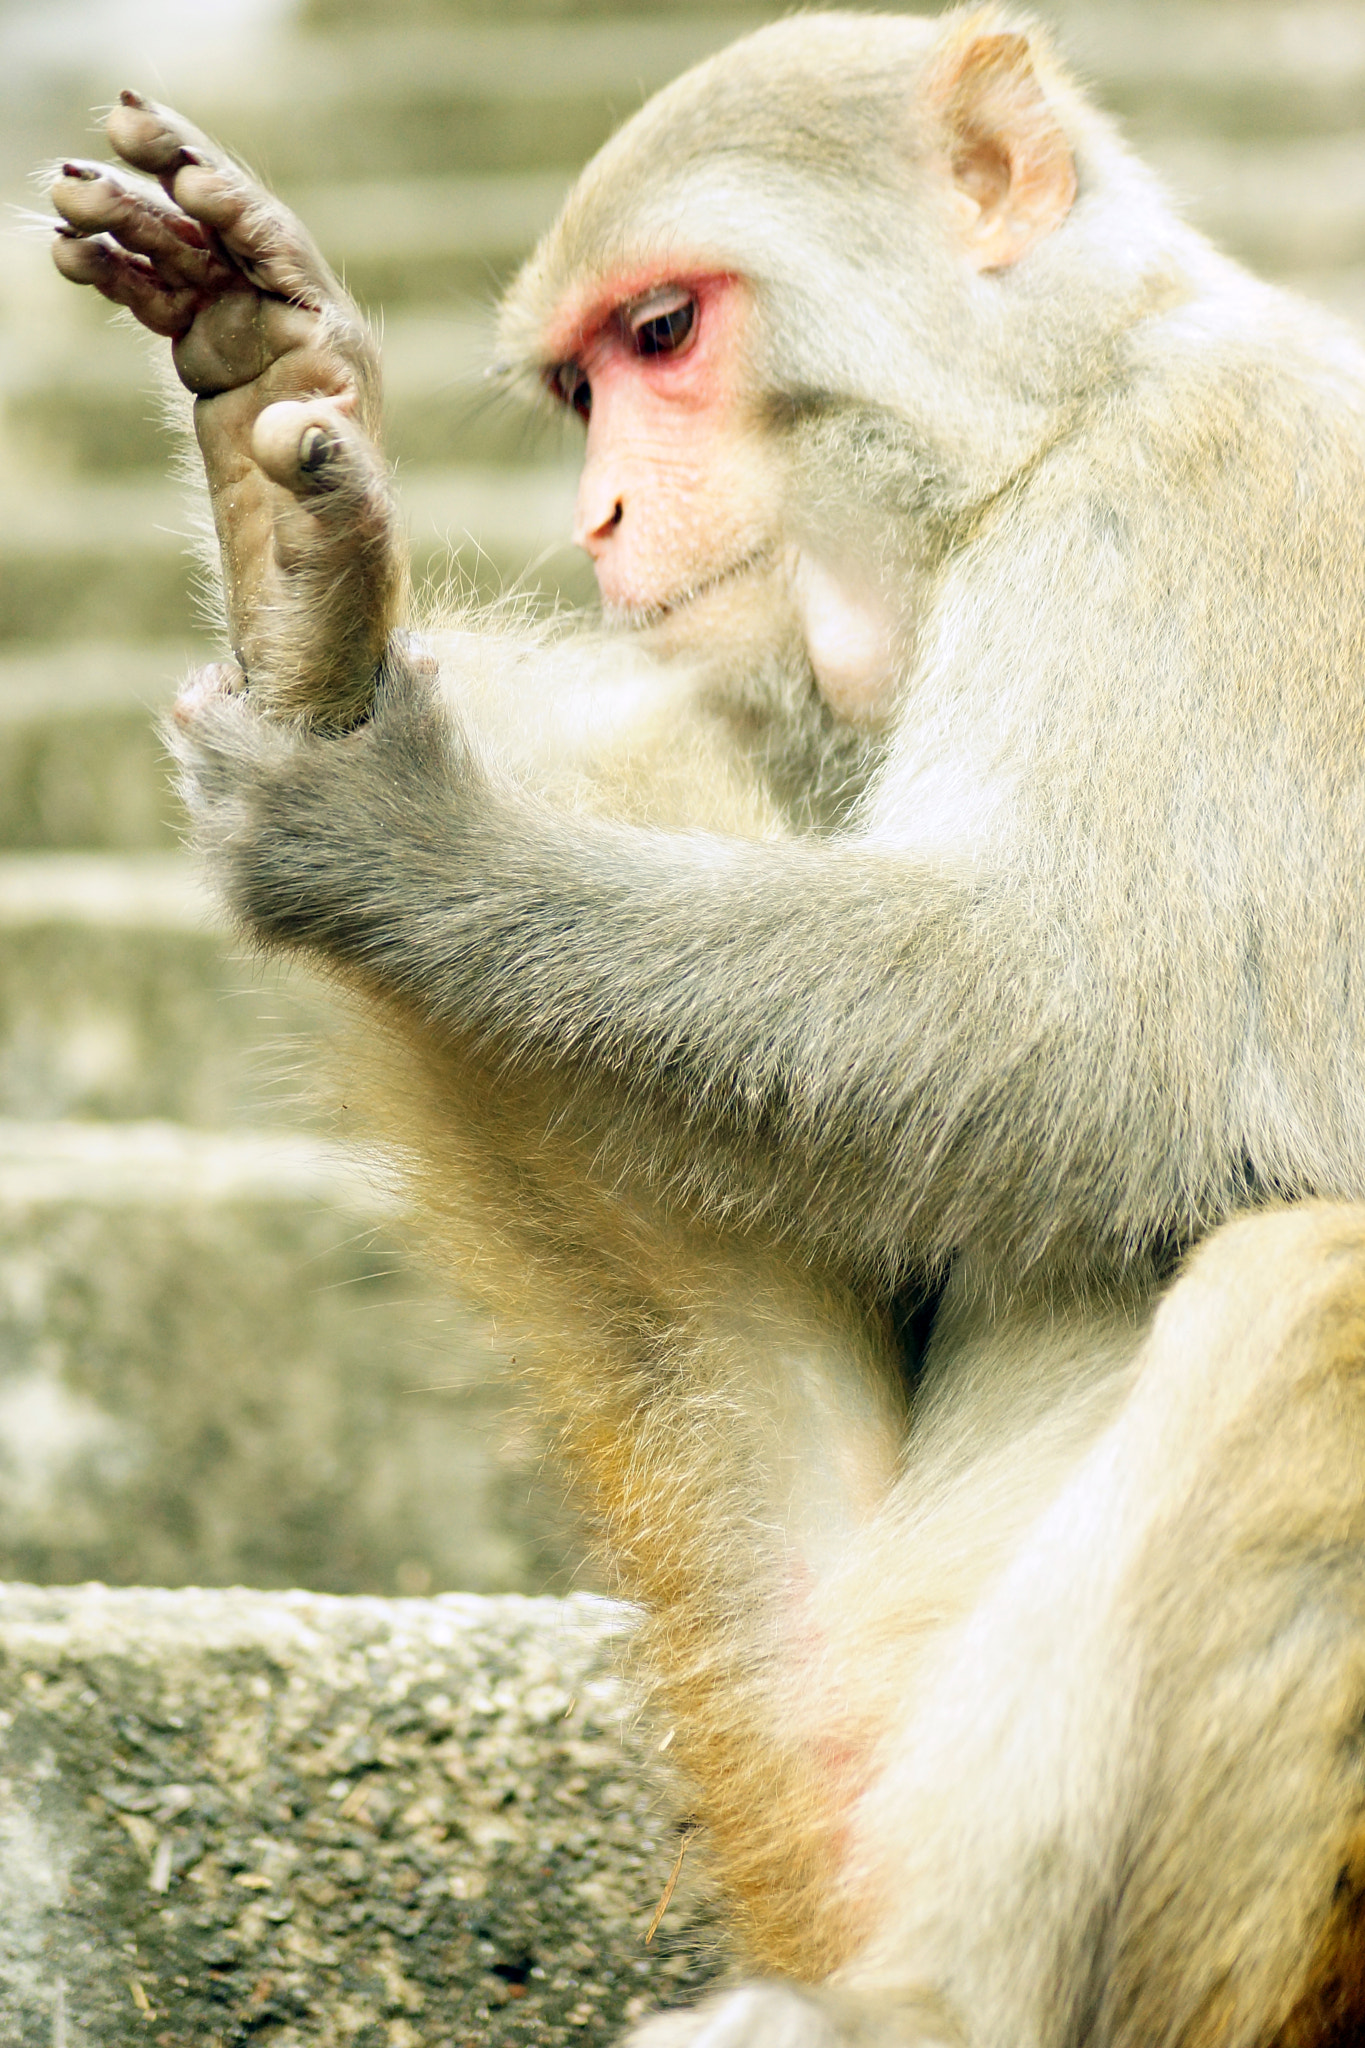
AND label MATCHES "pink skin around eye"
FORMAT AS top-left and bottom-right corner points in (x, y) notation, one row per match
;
(543, 275), (765, 615)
